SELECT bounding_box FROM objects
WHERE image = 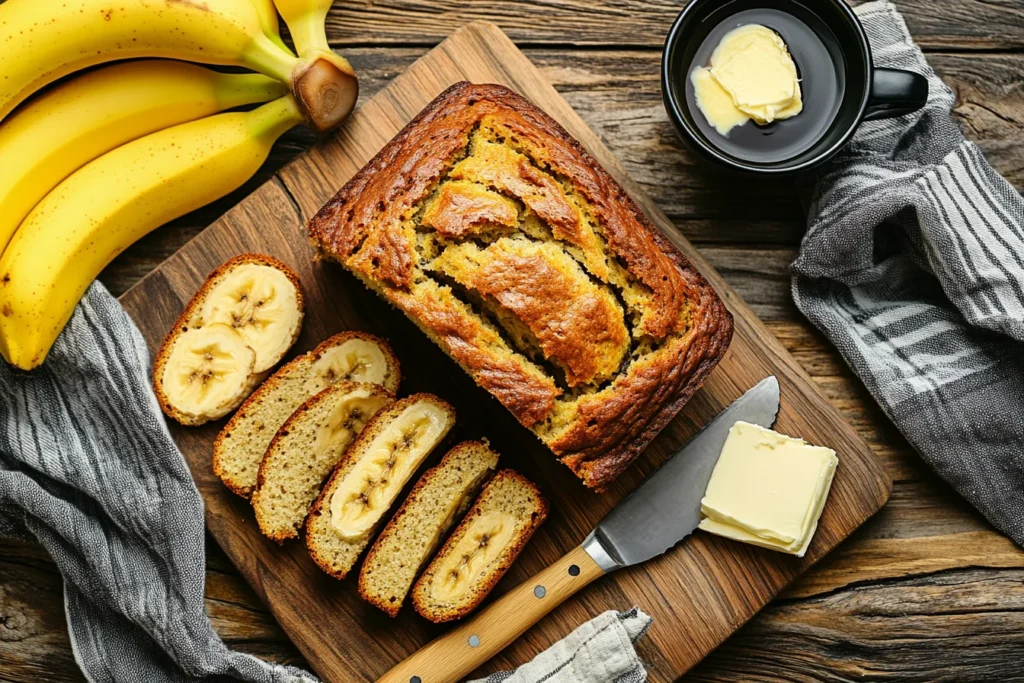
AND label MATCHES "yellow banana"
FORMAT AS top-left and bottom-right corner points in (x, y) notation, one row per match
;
(273, 0), (359, 131)
(0, 60), (287, 257)
(0, 96), (304, 370)
(251, 0), (293, 55)
(0, 0), (353, 131)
